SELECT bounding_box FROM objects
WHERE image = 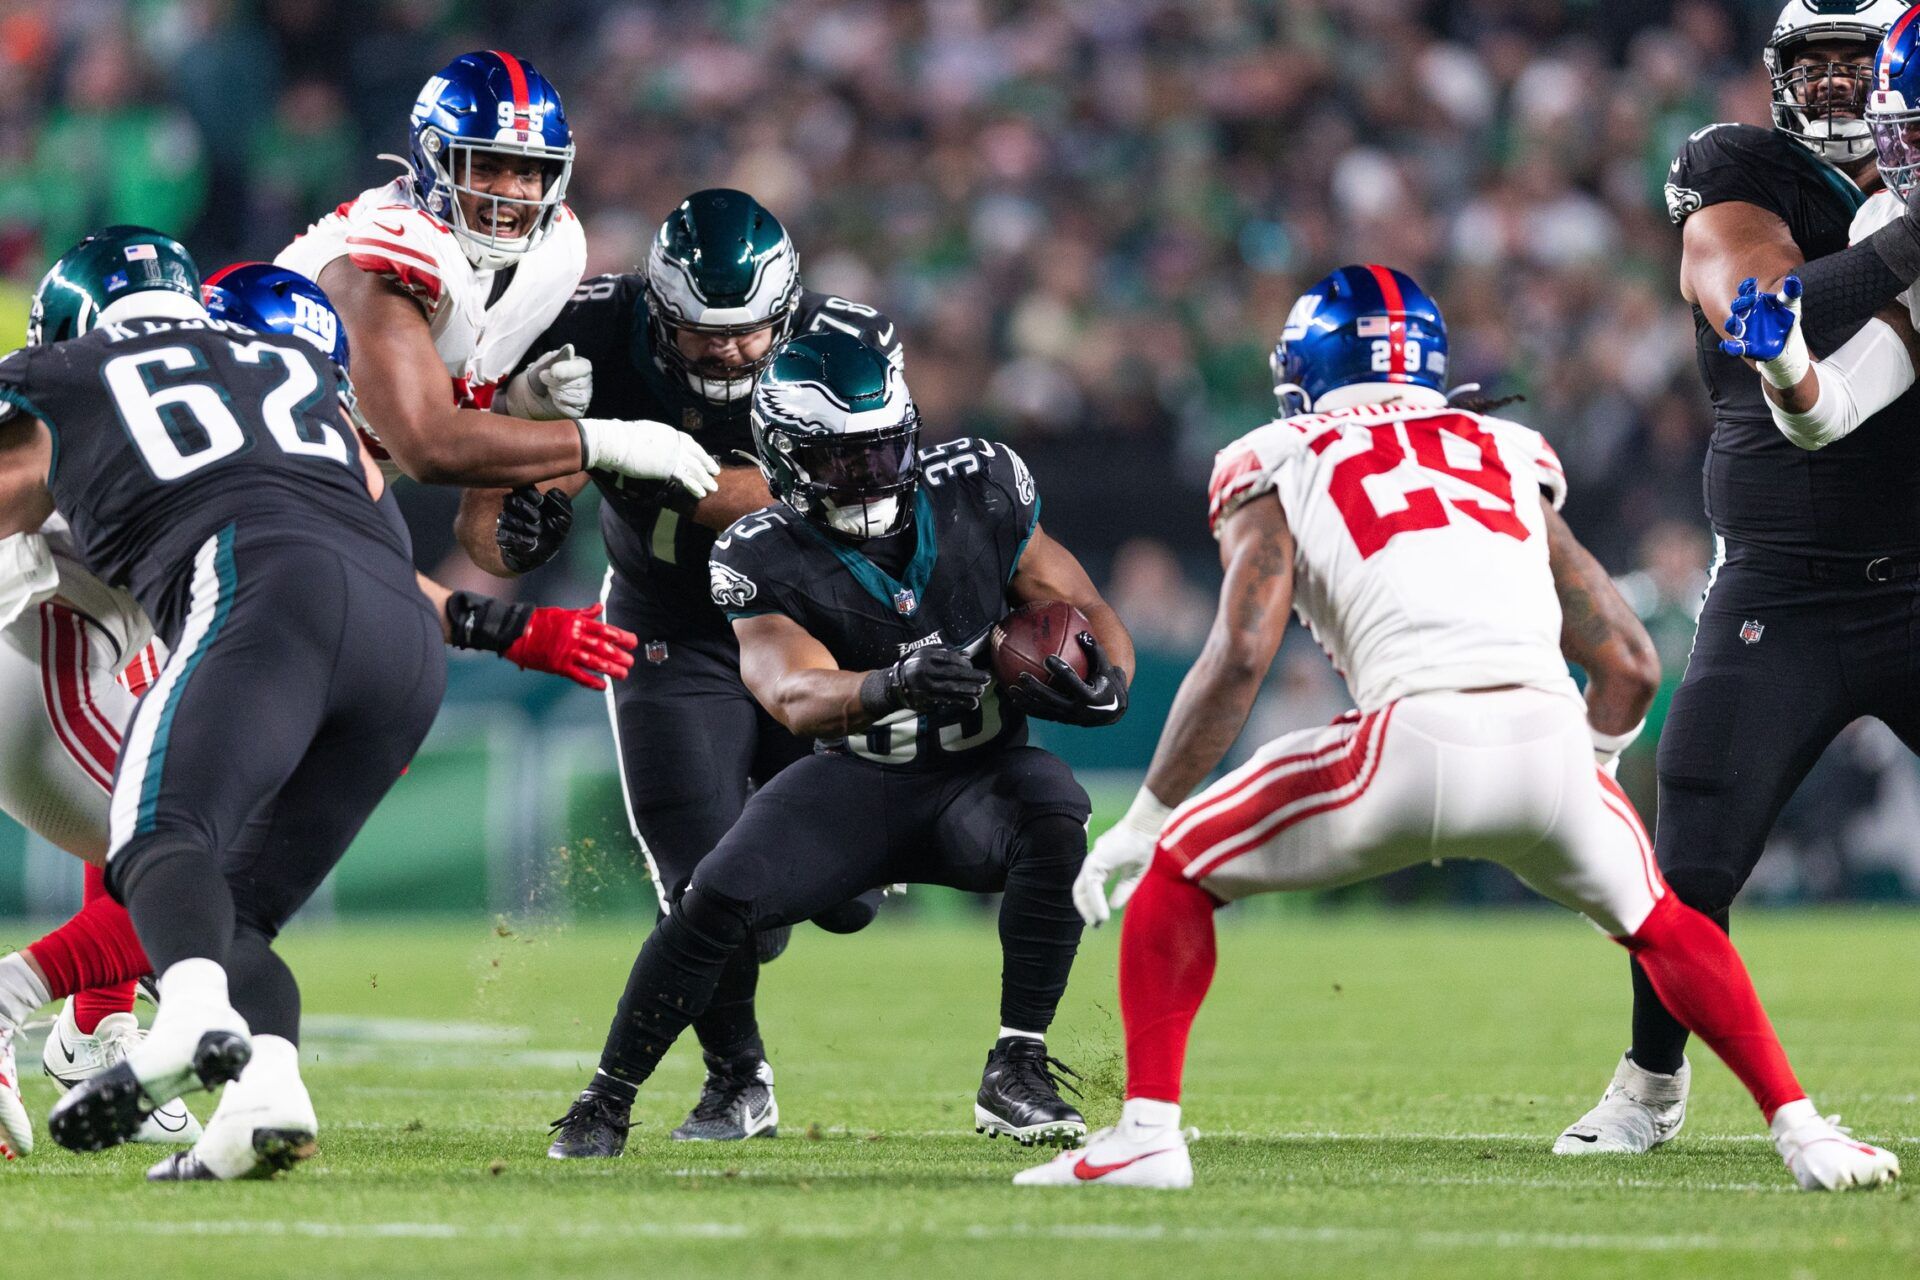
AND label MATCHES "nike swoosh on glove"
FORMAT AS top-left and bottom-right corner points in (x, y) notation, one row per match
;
(1006, 631), (1128, 727)
(503, 603), (638, 690)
